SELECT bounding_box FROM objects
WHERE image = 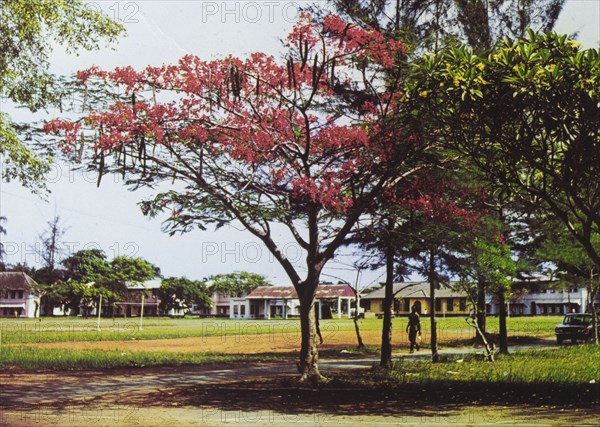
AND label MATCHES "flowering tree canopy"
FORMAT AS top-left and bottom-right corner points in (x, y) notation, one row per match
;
(46, 14), (427, 381)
